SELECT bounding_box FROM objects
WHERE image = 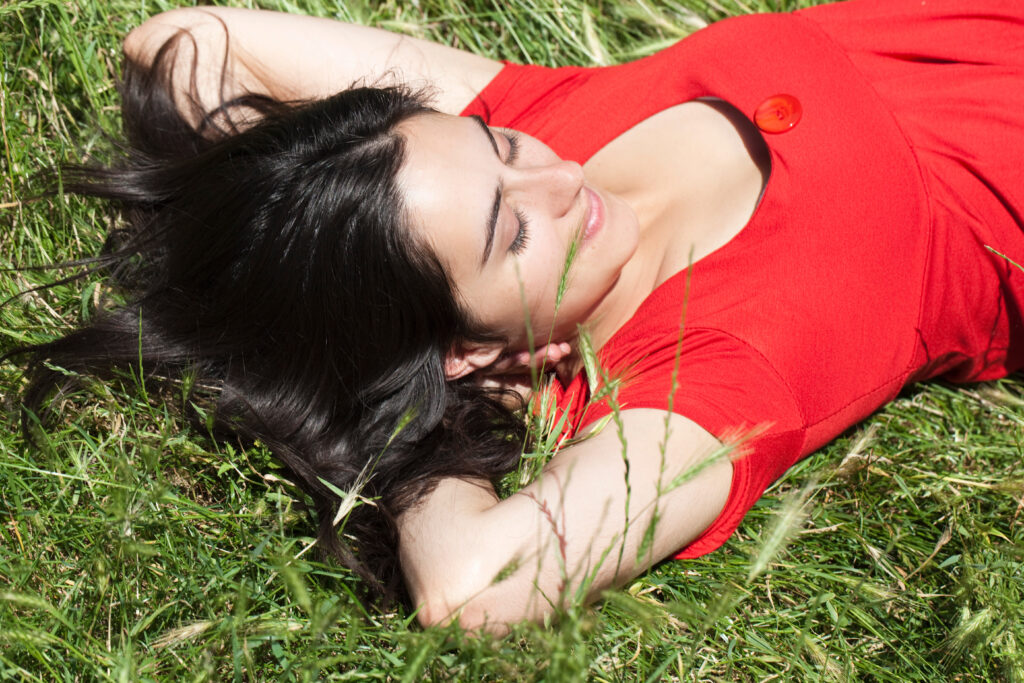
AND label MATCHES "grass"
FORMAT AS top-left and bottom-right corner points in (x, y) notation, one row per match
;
(2, 0), (1023, 680)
